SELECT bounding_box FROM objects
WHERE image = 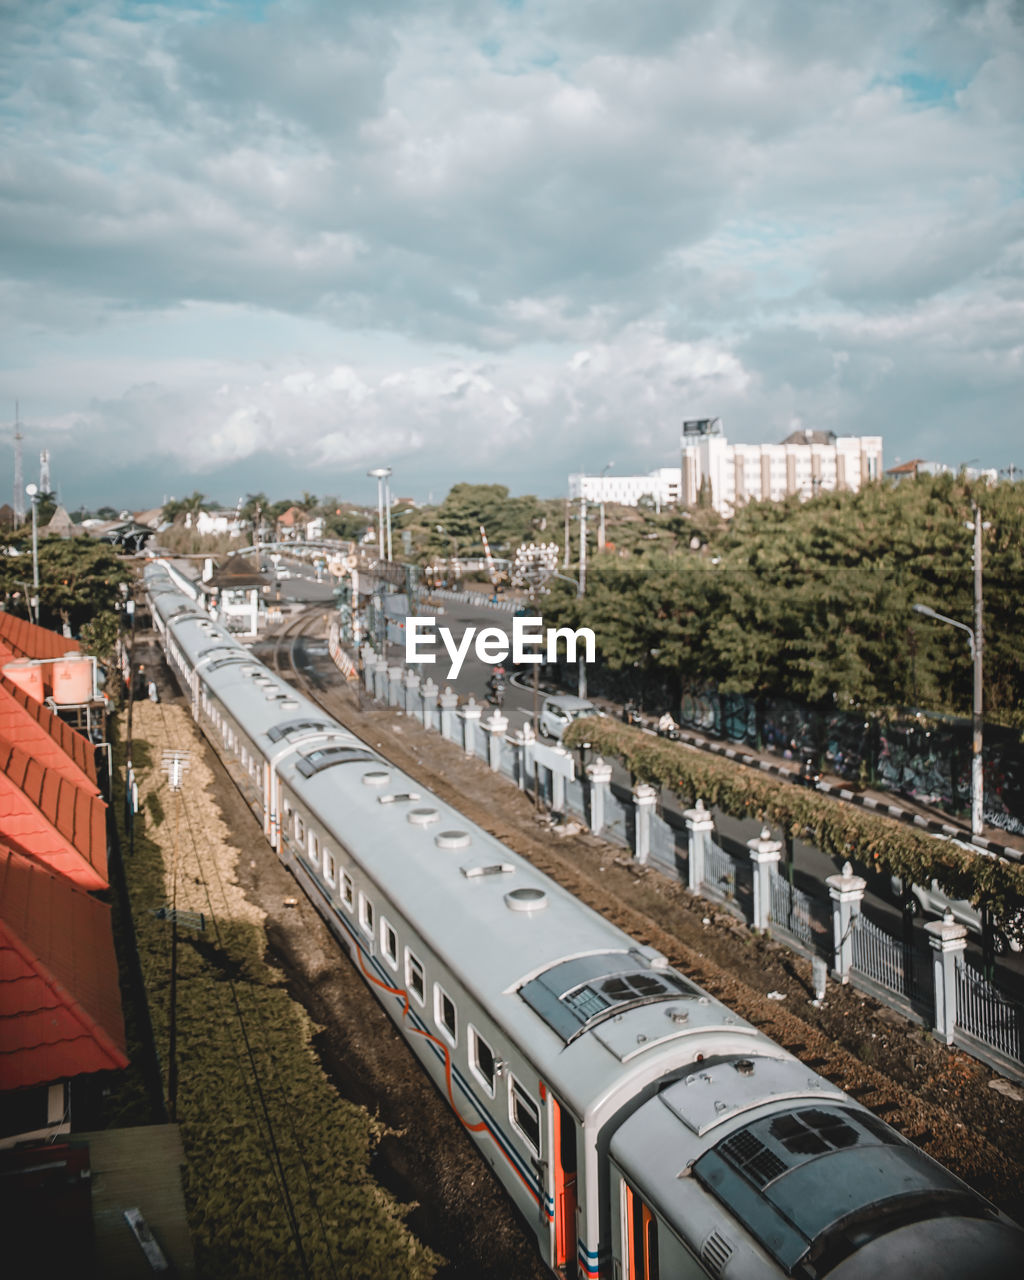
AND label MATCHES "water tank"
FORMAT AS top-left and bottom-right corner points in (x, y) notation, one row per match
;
(3, 659), (45, 703)
(51, 653), (94, 705)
